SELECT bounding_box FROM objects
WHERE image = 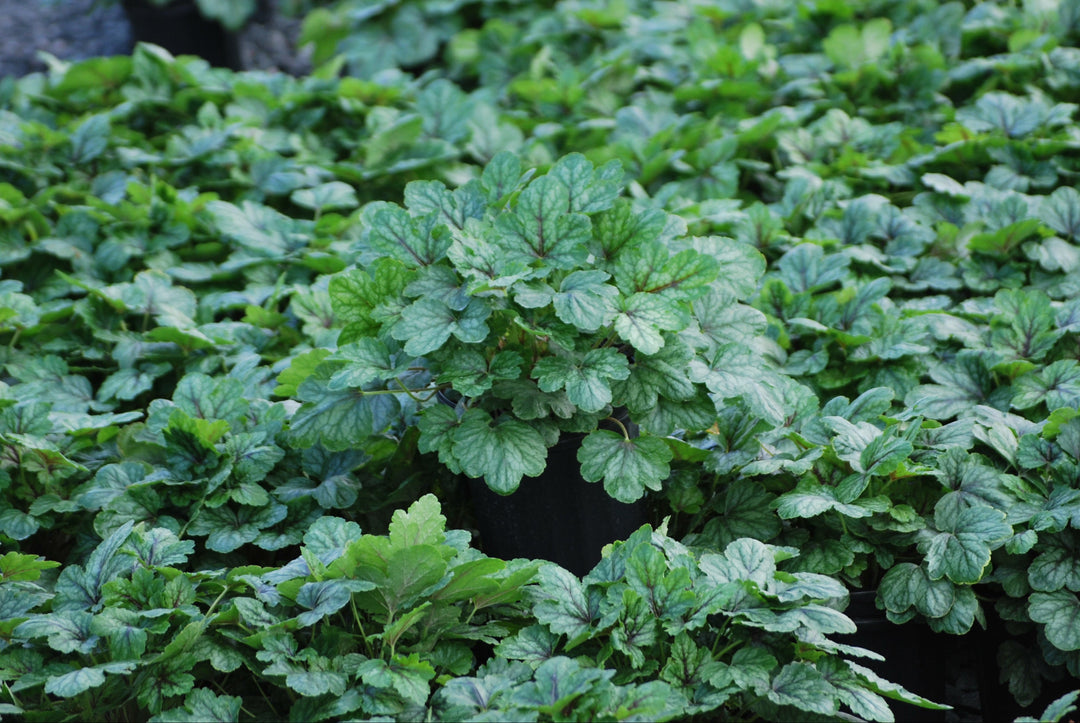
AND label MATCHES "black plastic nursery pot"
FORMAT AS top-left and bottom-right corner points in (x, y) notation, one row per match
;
(121, 0), (242, 69)
(467, 426), (648, 577)
(838, 591), (950, 723)
(975, 602), (1080, 722)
